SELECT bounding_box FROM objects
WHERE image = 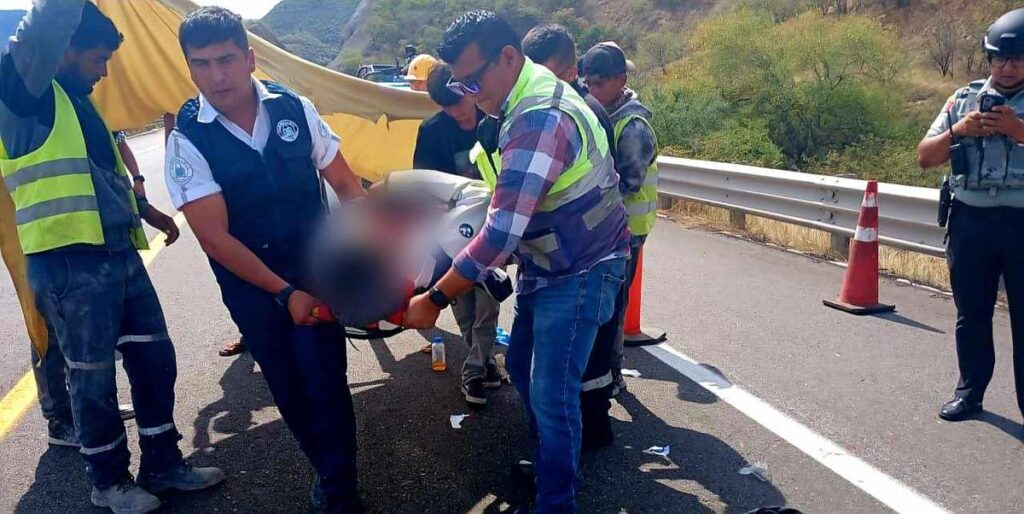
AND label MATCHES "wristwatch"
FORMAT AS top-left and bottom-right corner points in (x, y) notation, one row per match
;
(132, 175), (145, 183)
(274, 285), (296, 307)
(427, 286), (453, 309)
